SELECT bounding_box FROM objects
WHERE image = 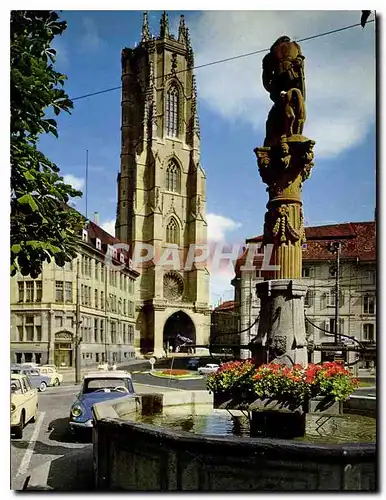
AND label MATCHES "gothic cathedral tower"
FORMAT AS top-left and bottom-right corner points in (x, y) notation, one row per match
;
(116, 12), (210, 357)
